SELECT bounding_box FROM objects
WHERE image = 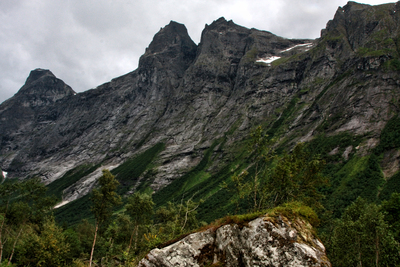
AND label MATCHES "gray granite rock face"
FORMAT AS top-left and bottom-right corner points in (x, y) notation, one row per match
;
(0, 3), (399, 201)
(138, 215), (331, 267)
